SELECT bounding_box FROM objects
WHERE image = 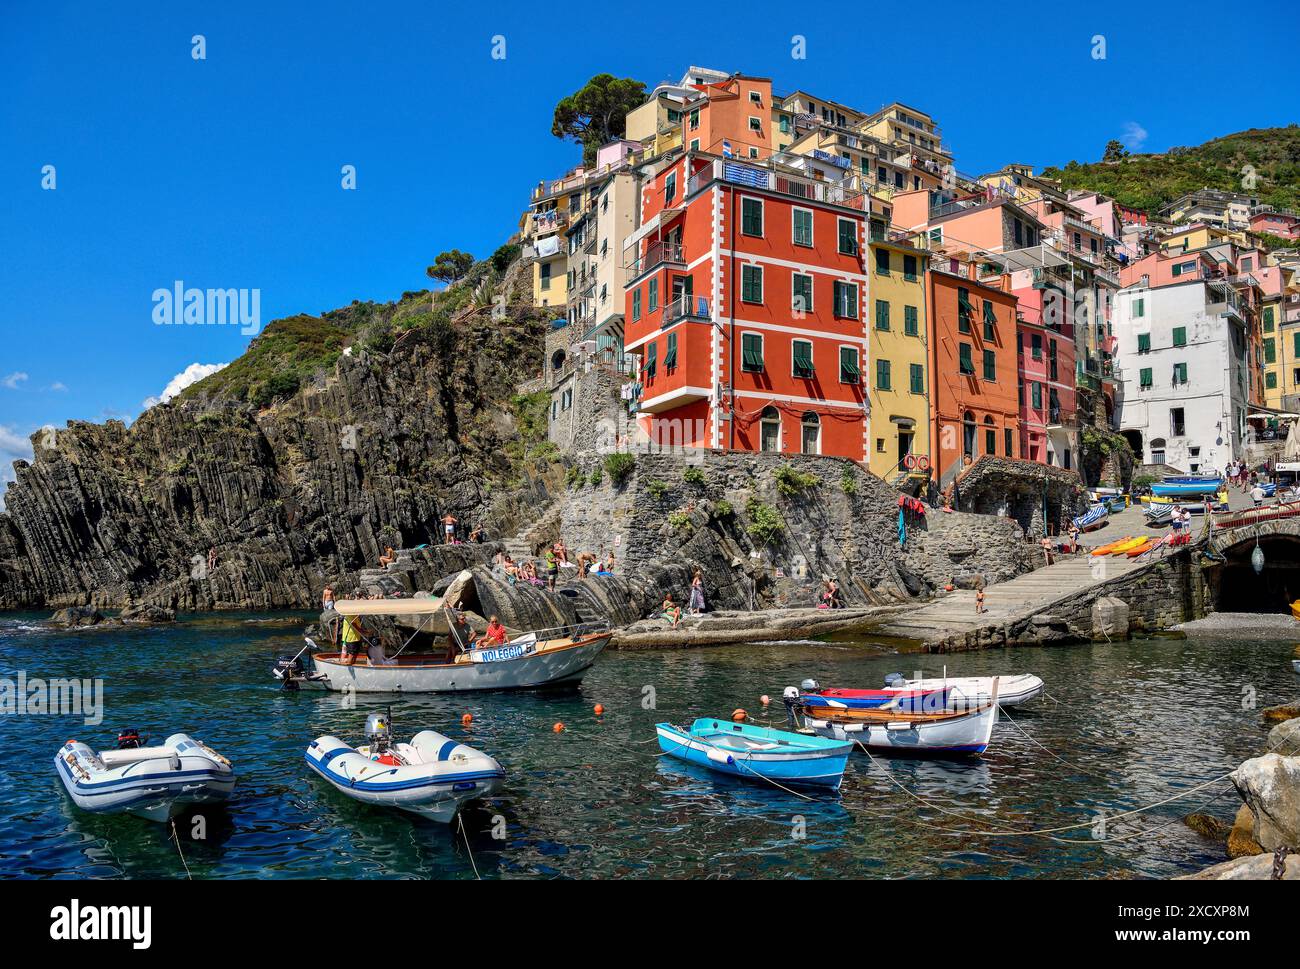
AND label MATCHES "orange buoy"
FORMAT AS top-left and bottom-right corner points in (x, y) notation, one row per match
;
(553, 722), (565, 733)
(732, 708), (747, 722)
(944, 584), (954, 592)
(461, 713), (473, 726)
(759, 695), (770, 706)
(593, 704), (604, 716)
